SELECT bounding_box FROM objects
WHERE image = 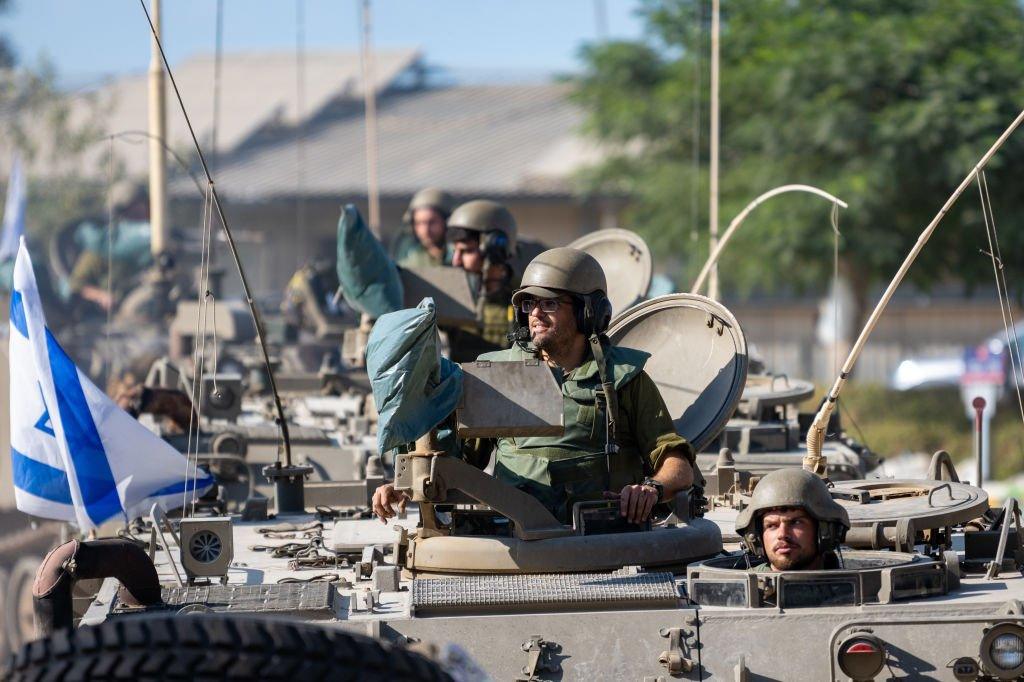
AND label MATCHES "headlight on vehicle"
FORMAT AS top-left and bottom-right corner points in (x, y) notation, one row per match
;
(980, 624), (1024, 679)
